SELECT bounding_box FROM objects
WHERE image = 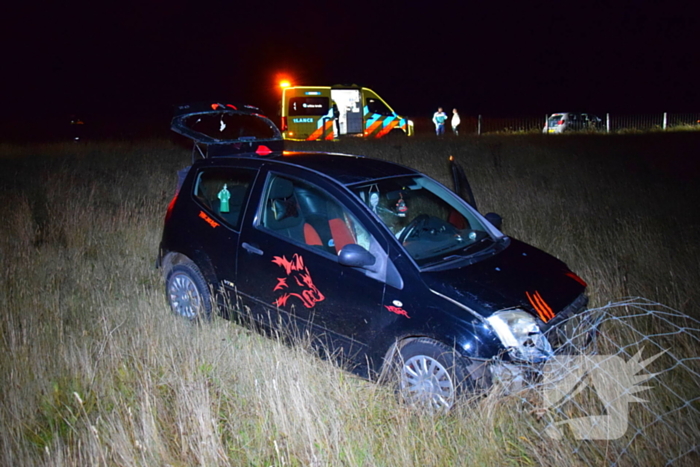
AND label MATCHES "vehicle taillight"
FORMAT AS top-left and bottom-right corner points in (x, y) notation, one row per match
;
(165, 190), (179, 222)
(281, 116), (288, 131)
